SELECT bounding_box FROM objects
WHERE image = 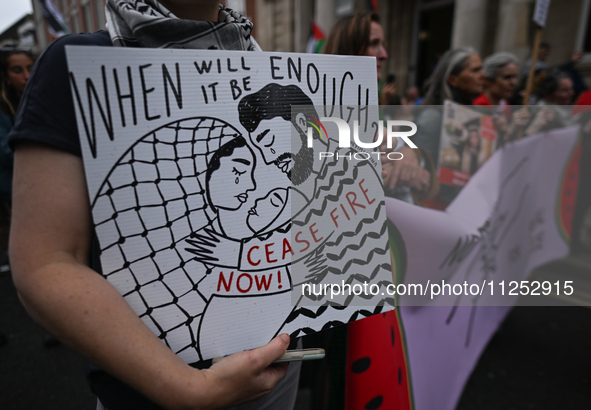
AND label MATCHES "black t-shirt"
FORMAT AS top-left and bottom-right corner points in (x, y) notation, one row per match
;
(10, 31), (111, 155)
(9, 31), (169, 410)
(9, 31), (299, 410)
